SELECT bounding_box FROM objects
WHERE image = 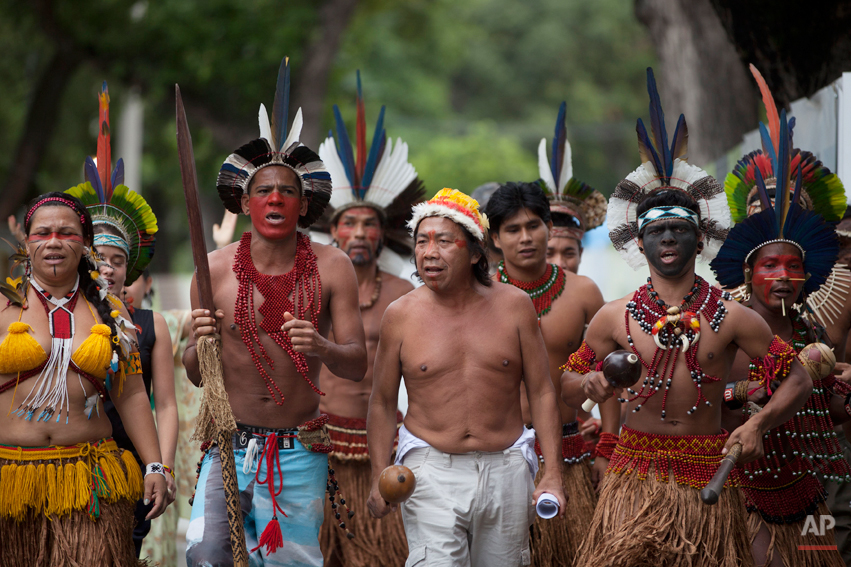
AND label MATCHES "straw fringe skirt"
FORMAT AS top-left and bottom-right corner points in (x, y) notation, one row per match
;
(0, 439), (146, 567)
(747, 501), (844, 567)
(319, 412), (407, 567)
(574, 426), (753, 567)
(530, 459), (597, 567)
